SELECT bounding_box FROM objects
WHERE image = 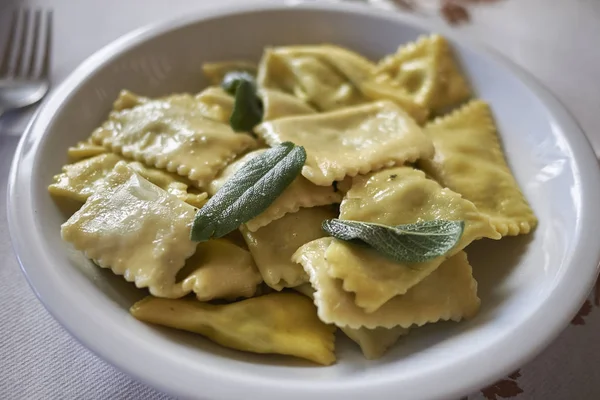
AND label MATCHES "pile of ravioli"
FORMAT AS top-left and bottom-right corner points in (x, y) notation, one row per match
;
(49, 34), (537, 365)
